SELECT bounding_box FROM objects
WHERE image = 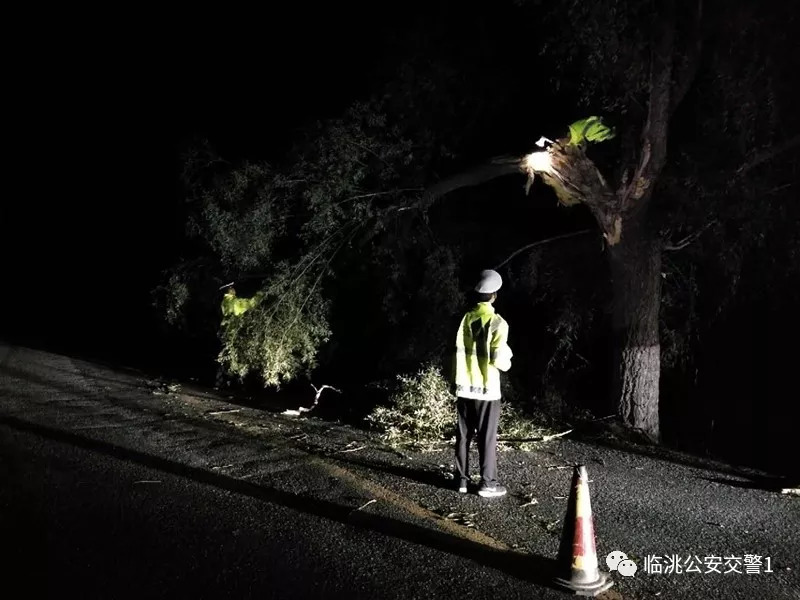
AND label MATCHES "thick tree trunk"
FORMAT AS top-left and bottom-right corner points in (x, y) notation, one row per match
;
(608, 218), (662, 441)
